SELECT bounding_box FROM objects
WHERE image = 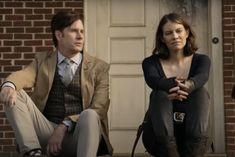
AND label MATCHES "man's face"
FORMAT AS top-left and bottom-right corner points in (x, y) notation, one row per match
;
(56, 19), (84, 56)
